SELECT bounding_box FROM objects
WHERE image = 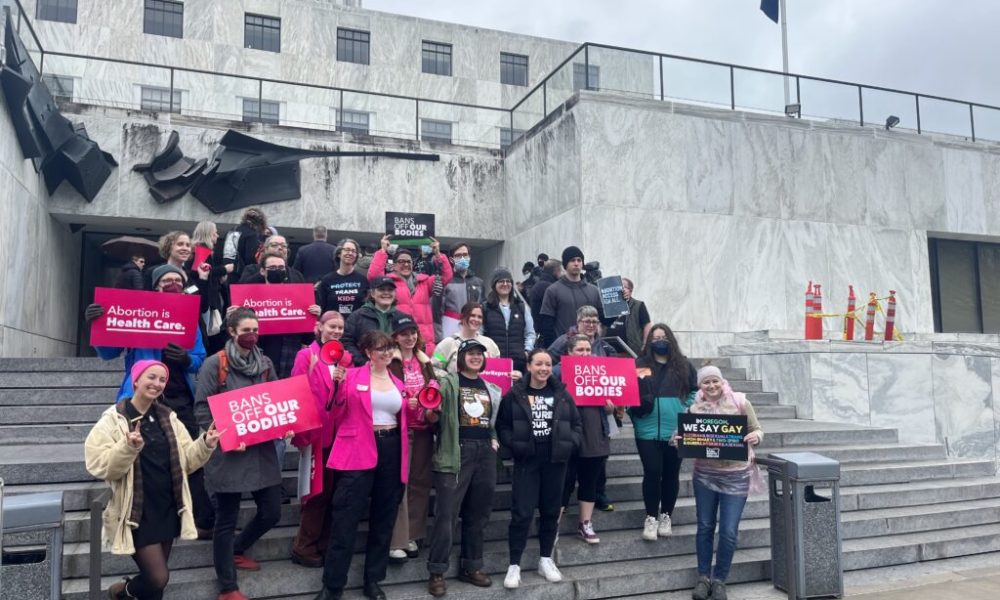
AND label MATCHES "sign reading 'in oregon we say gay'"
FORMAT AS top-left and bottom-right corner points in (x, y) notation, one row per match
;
(207, 375), (321, 452)
(229, 283), (316, 335)
(90, 287), (200, 349)
(677, 413), (749, 461)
